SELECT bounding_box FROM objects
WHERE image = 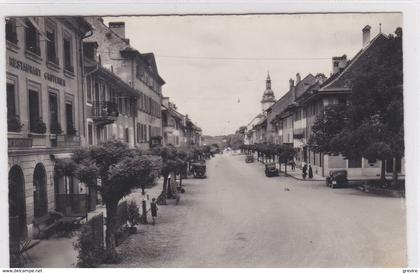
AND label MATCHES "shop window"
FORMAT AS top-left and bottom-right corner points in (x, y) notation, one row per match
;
(125, 128), (129, 143)
(148, 125), (152, 140)
(86, 76), (92, 104)
(46, 22), (58, 64)
(7, 82), (17, 119)
(65, 99), (74, 135)
(348, 157), (362, 168)
(94, 81), (99, 101)
(63, 33), (73, 72)
(6, 18), (18, 44)
(7, 79), (21, 132)
(28, 89), (41, 132)
(118, 98), (123, 114)
(25, 19), (40, 55)
(88, 122), (93, 145)
(48, 92), (59, 134)
(136, 123), (141, 143)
